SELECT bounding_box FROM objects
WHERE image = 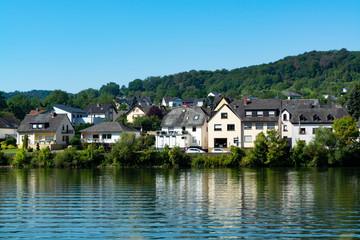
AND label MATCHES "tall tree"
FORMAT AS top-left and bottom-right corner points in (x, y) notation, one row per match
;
(0, 92), (7, 111)
(100, 82), (120, 96)
(7, 94), (32, 120)
(347, 84), (360, 119)
(44, 90), (70, 107)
